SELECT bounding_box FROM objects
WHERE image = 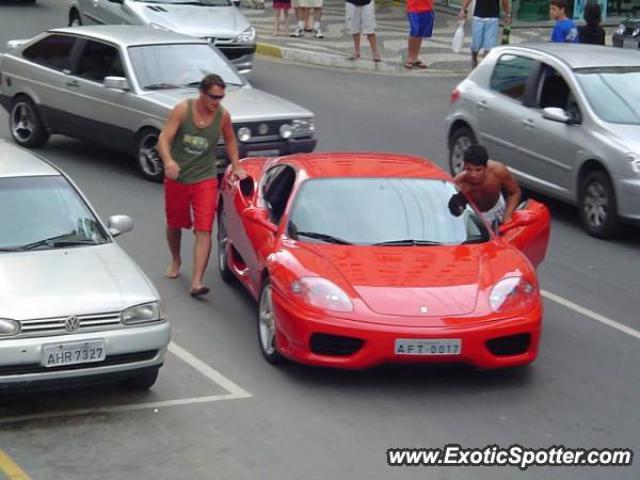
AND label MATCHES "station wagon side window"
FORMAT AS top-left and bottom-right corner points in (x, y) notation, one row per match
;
(262, 166), (296, 224)
(76, 41), (125, 83)
(490, 54), (538, 102)
(23, 34), (76, 72)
